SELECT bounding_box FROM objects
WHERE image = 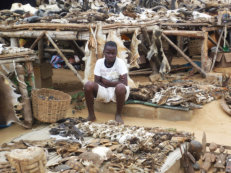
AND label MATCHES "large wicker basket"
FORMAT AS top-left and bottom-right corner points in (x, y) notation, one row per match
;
(32, 88), (71, 123)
